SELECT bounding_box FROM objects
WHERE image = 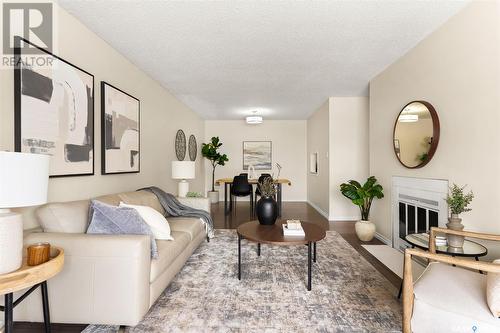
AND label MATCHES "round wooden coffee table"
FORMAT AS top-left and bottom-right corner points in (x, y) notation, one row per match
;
(236, 220), (326, 291)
